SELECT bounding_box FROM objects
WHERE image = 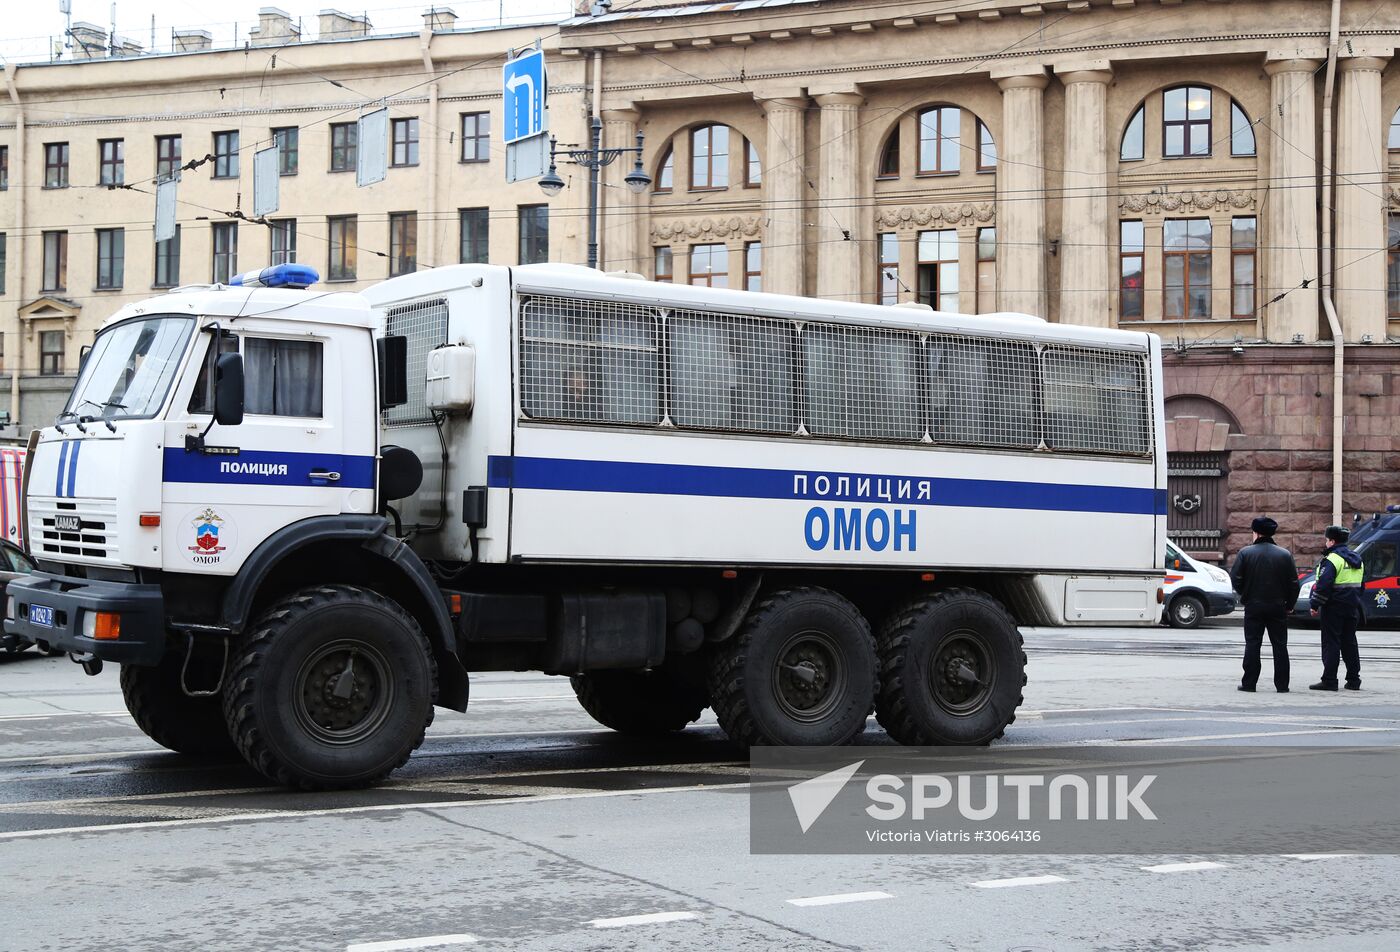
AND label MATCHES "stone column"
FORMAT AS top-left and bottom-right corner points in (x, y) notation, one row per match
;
(1335, 55), (1390, 342)
(814, 91), (864, 301)
(1055, 66), (1113, 327)
(760, 94), (808, 297)
(994, 69), (1049, 316)
(601, 107), (644, 273)
(1263, 56), (1322, 343)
